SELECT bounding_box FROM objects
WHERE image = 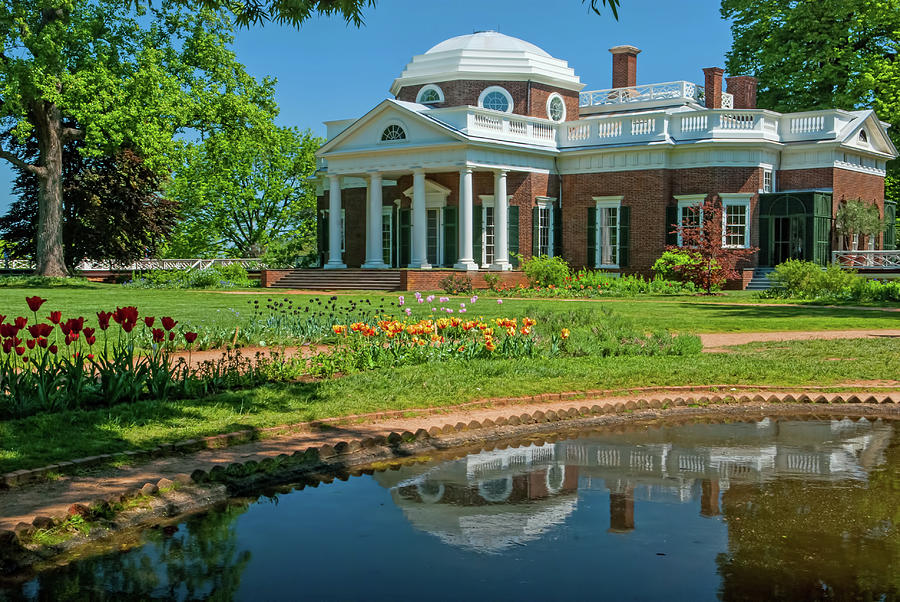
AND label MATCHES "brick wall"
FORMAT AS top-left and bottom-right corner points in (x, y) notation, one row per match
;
(776, 168), (833, 192)
(396, 80), (579, 120)
(402, 269), (528, 291)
